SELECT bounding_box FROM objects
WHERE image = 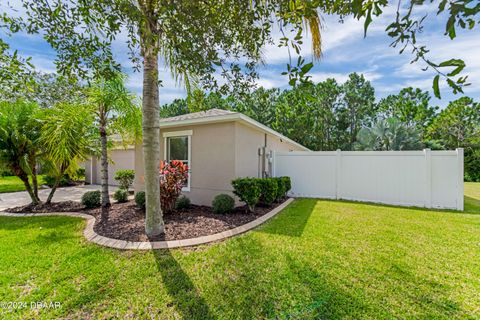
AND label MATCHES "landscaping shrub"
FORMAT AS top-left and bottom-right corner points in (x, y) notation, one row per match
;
(44, 174), (71, 188)
(44, 170), (87, 188)
(212, 194), (235, 214)
(160, 160), (189, 213)
(113, 188), (129, 203)
(231, 177), (261, 212)
(274, 177), (286, 201)
(114, 169), (135, 190)
(0, 168), (13, 176)
(175, 195), (191, 210)
(76, 167), (86, 179)
(135, 191), (146, 209)
(281, 176), (292, 196)
(81, 190), (101, 208)
(258, 178), (277, 205)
